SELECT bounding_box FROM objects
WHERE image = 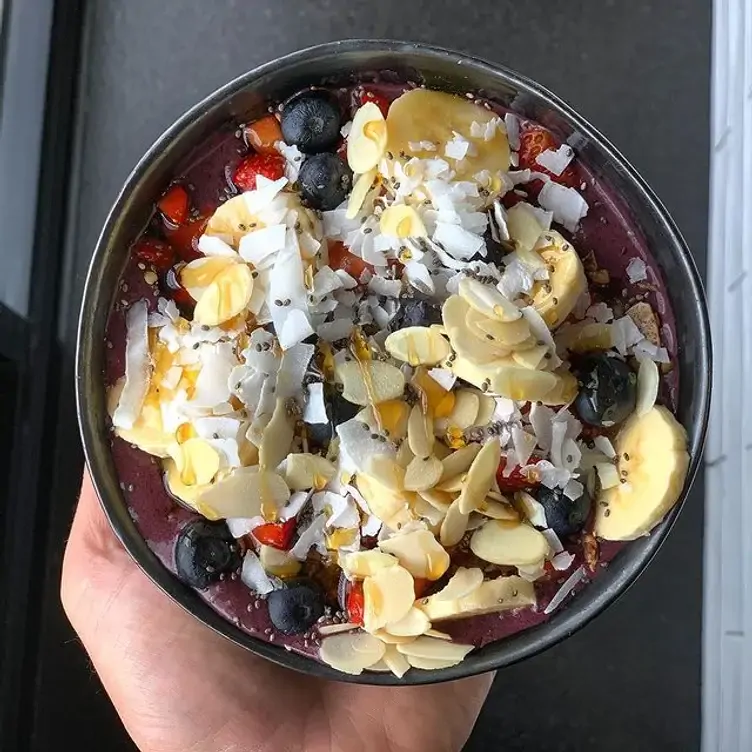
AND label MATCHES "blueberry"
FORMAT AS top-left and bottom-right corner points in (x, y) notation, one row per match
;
(298, 153), (352, 211)
(267, 579), (325, 635)
(535, 486), (592, 538)
(174, 519), (241, 590)
(389, 298), (443, 331)
(281, 91), (342, 153)
(574, 353), (637, 427)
